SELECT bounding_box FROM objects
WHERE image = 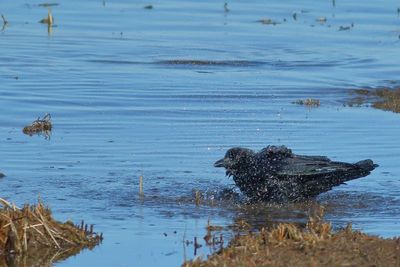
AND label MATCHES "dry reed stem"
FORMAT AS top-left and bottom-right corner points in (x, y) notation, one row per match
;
(39, 9), (54, 25)
(195, 191), (201, 206)
(139, 176), (143, 195)
(0, 198), (18, 210)
(36, 209), (60, 248)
